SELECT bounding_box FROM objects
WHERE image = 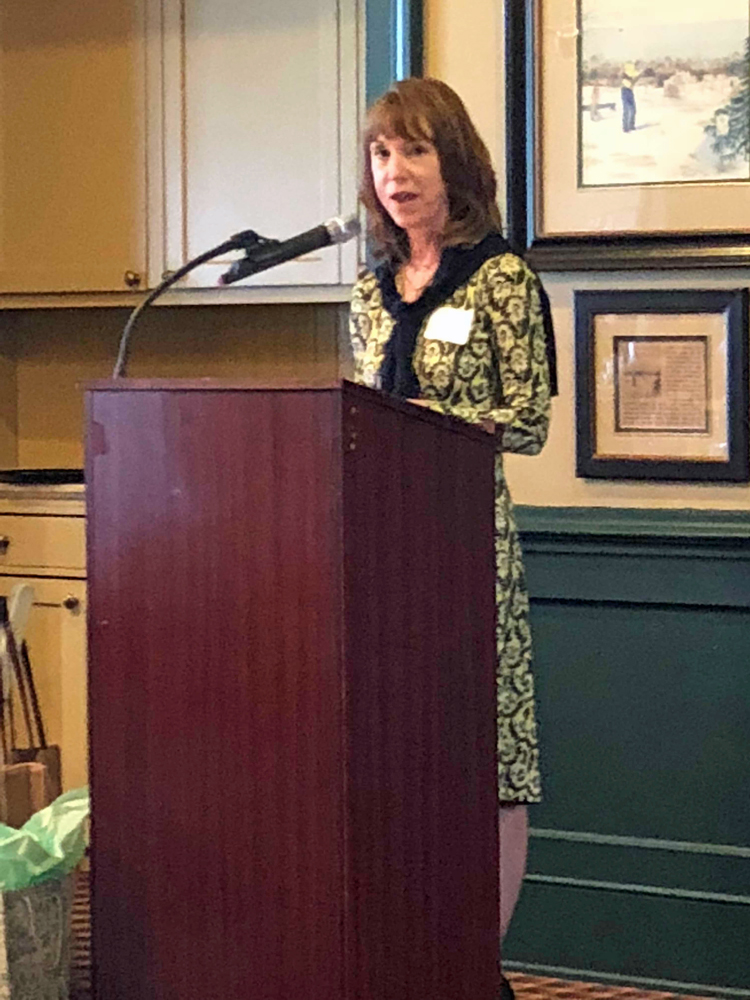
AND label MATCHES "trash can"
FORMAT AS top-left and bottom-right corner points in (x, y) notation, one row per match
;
(1, 874), (74, 999)
(0, 788), (89, 1000)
